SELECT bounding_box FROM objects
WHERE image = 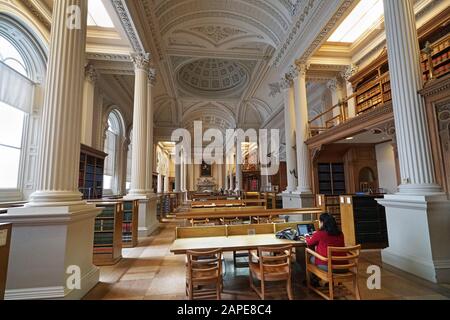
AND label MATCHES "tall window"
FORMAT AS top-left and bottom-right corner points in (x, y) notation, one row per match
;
(0, 35), (28, 76)
(103, 111), (122, 193)
(0, 101), (25, 189)
(0, 34), (29, 190)
(126, 130), (132, 190)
